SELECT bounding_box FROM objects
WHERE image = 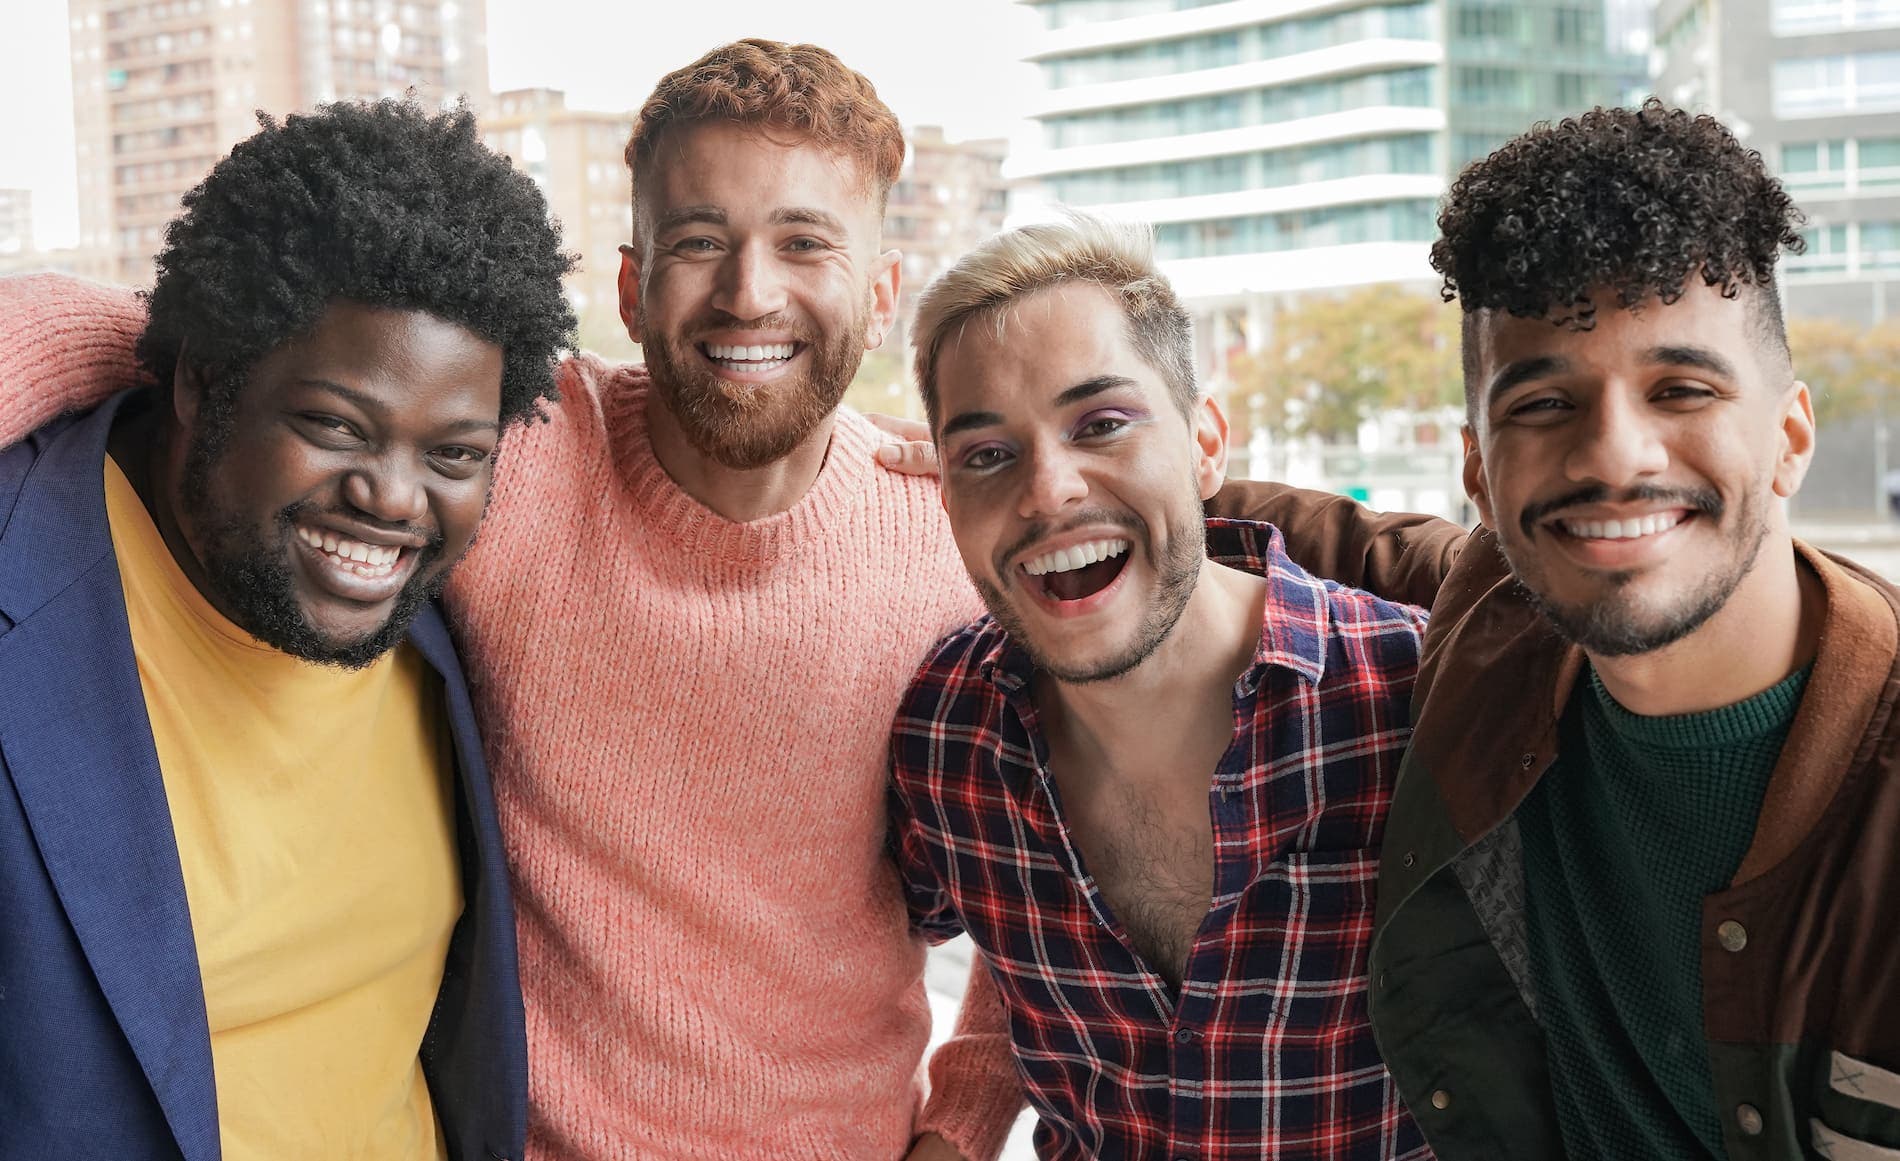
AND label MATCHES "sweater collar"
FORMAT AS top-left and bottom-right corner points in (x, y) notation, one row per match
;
(593, 361), (879, 568)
